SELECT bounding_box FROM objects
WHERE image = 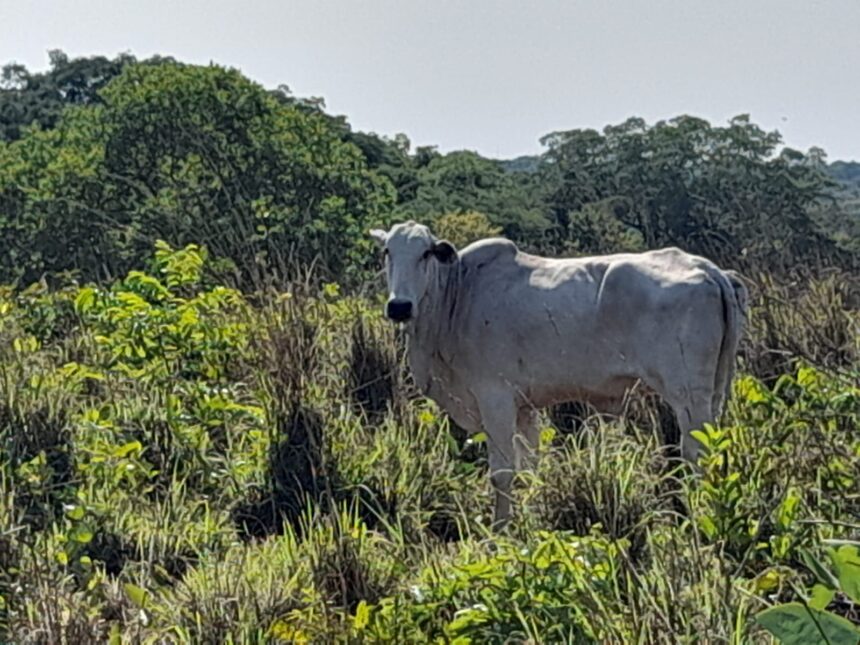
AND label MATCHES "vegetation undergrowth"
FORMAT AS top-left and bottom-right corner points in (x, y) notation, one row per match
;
(0, 242), (857, 643)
